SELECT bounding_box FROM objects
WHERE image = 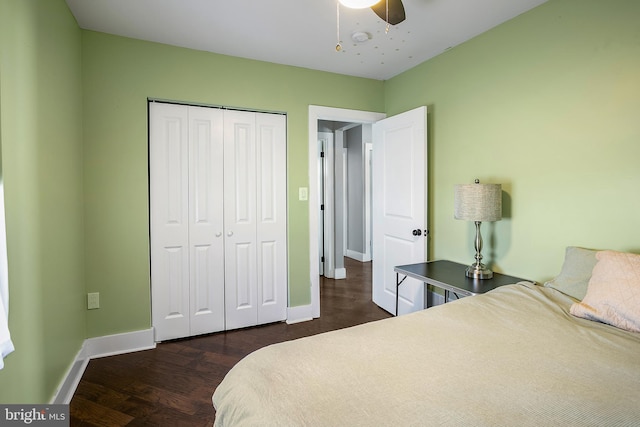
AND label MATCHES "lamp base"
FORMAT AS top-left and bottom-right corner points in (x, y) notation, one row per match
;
(465, 263), (493, 279)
